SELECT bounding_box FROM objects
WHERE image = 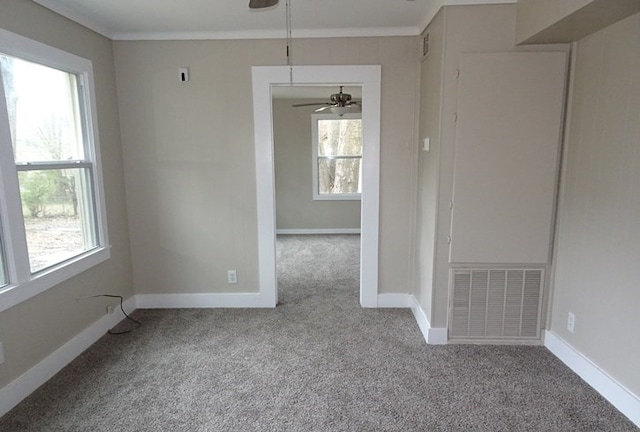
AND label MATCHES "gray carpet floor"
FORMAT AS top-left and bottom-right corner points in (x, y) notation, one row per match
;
(0, 234), (636, 431)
